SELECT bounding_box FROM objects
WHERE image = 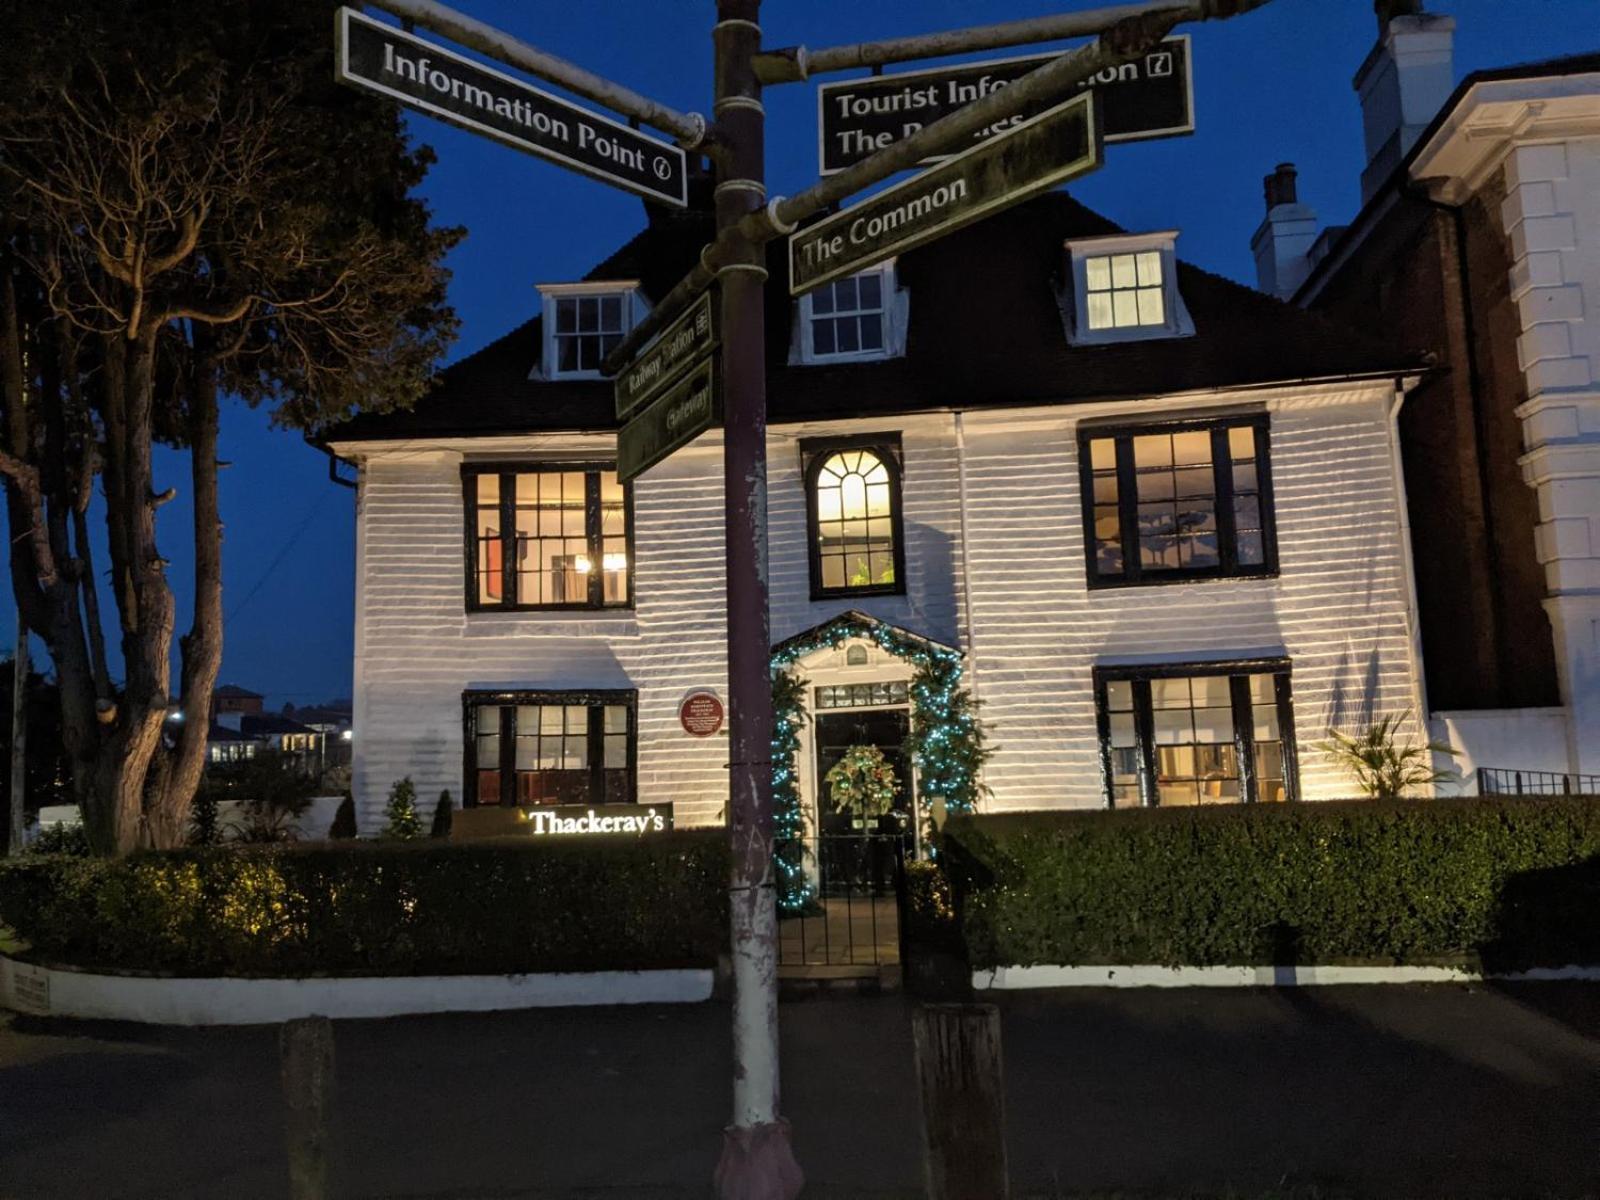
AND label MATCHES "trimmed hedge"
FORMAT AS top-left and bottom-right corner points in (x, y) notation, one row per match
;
(0, 833), (728, 977)
(944, 796), (1600, 972)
